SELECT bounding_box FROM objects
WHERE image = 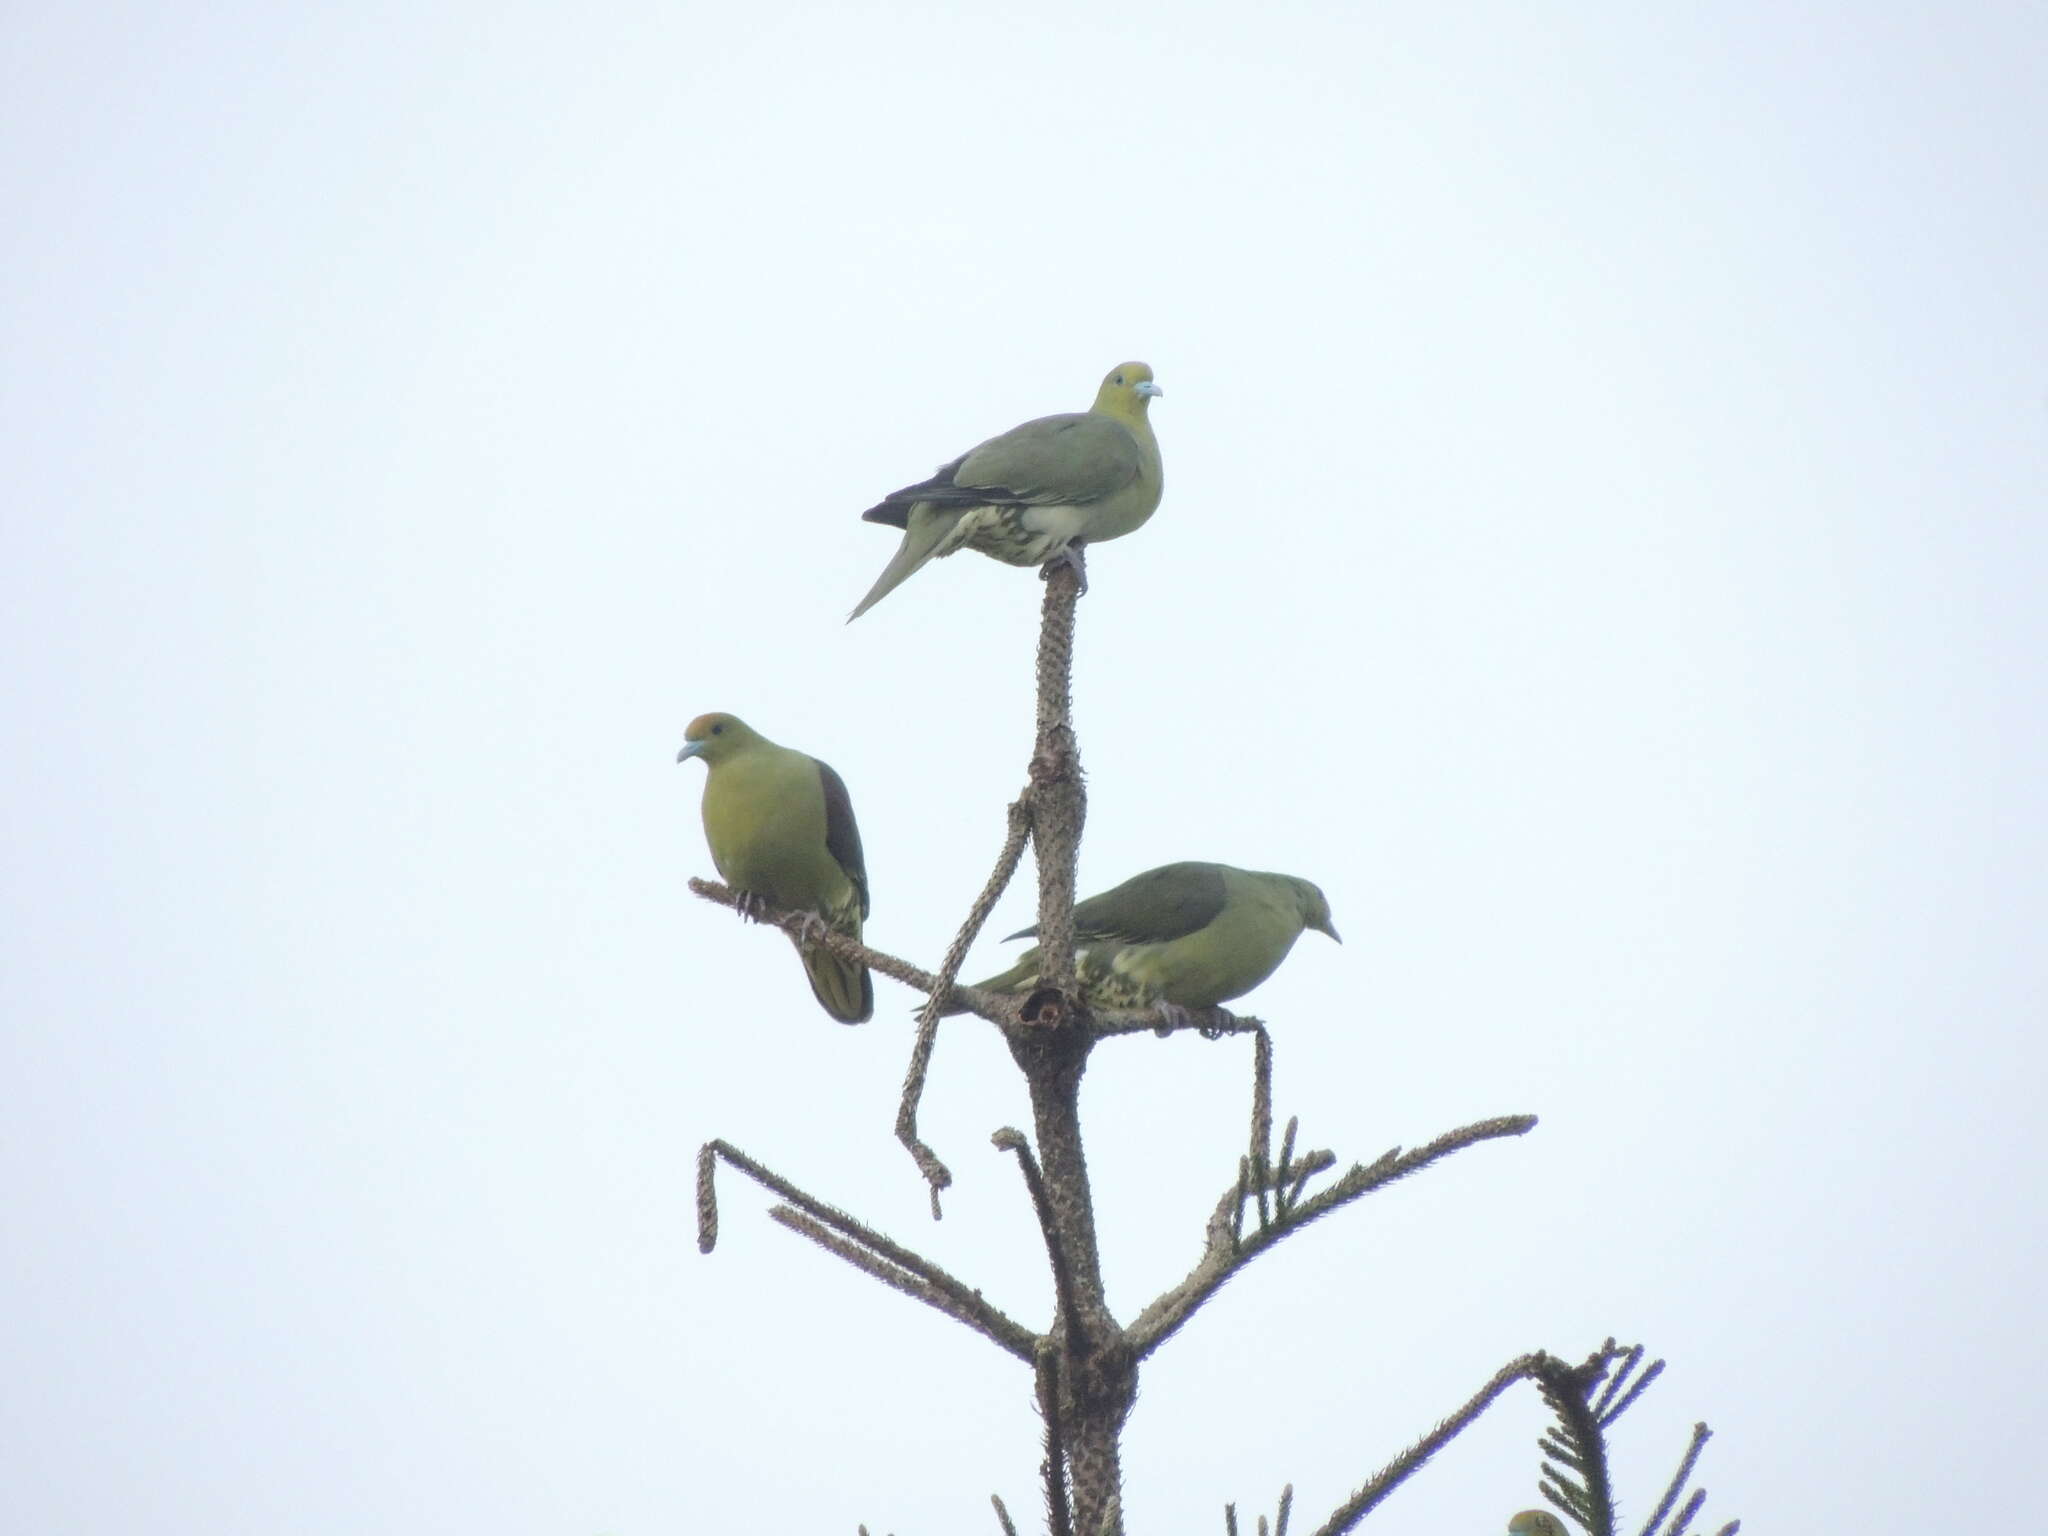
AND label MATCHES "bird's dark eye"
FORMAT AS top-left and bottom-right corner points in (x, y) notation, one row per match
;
(712, 723), (724, 734)
(1114, 374), (1125, 385)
